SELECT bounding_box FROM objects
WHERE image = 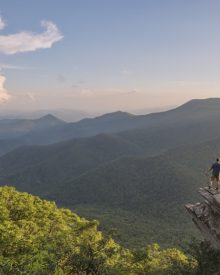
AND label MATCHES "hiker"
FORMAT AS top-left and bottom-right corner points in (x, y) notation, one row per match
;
(209, 158), (220, 190)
